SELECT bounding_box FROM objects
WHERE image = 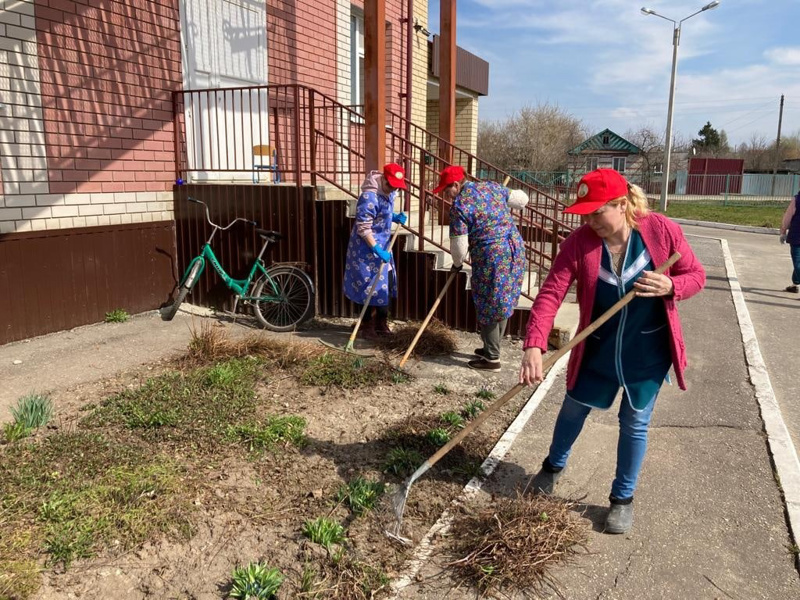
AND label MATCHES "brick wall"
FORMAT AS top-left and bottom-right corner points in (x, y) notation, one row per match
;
(268, 1), (337, 97)
(0, 0), (180, 234)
